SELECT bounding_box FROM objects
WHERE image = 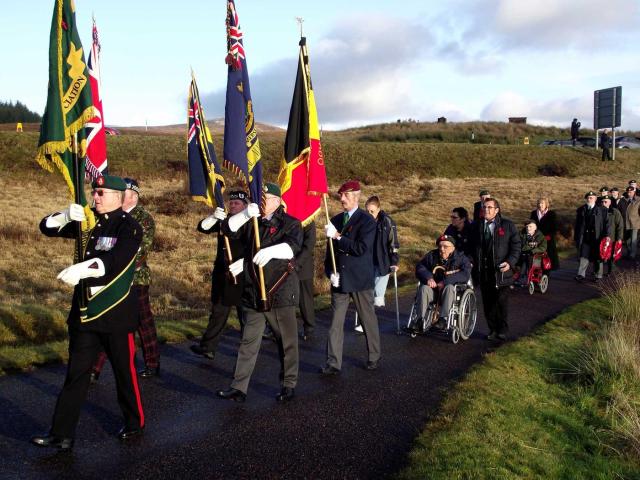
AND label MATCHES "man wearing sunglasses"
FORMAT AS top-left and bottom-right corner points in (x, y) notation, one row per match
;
(31, 175), (144, 449)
